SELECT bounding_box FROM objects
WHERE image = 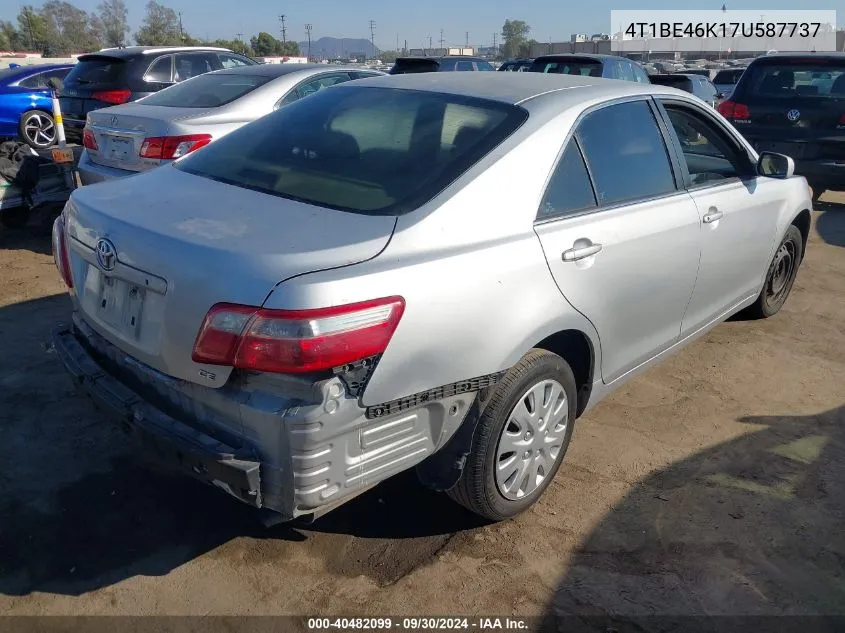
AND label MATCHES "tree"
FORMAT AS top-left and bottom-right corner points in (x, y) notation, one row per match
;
(135, 0), (181, 46)
(40, 1), (102, 54)
(519, 39), (539, 58)
(17, 6), (49, 52)
(278, 40), (300, 56)
(97, 0), (129, 47)
(250, 31), (280, 56)
(501, 19), (530, 59)
(0, 20), (25, 51)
